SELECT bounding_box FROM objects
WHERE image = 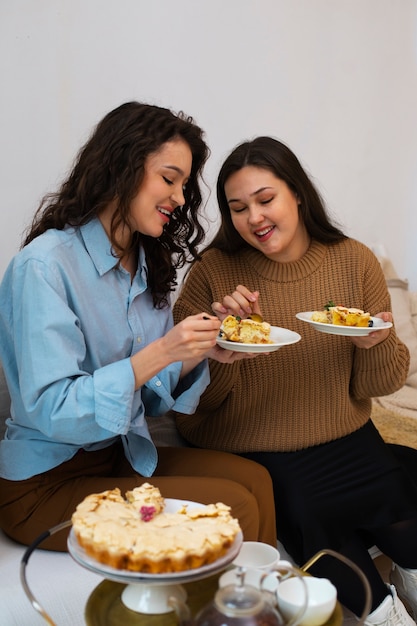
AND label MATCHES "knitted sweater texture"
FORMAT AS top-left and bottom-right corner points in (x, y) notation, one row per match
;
(173, 239), (410, 453)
